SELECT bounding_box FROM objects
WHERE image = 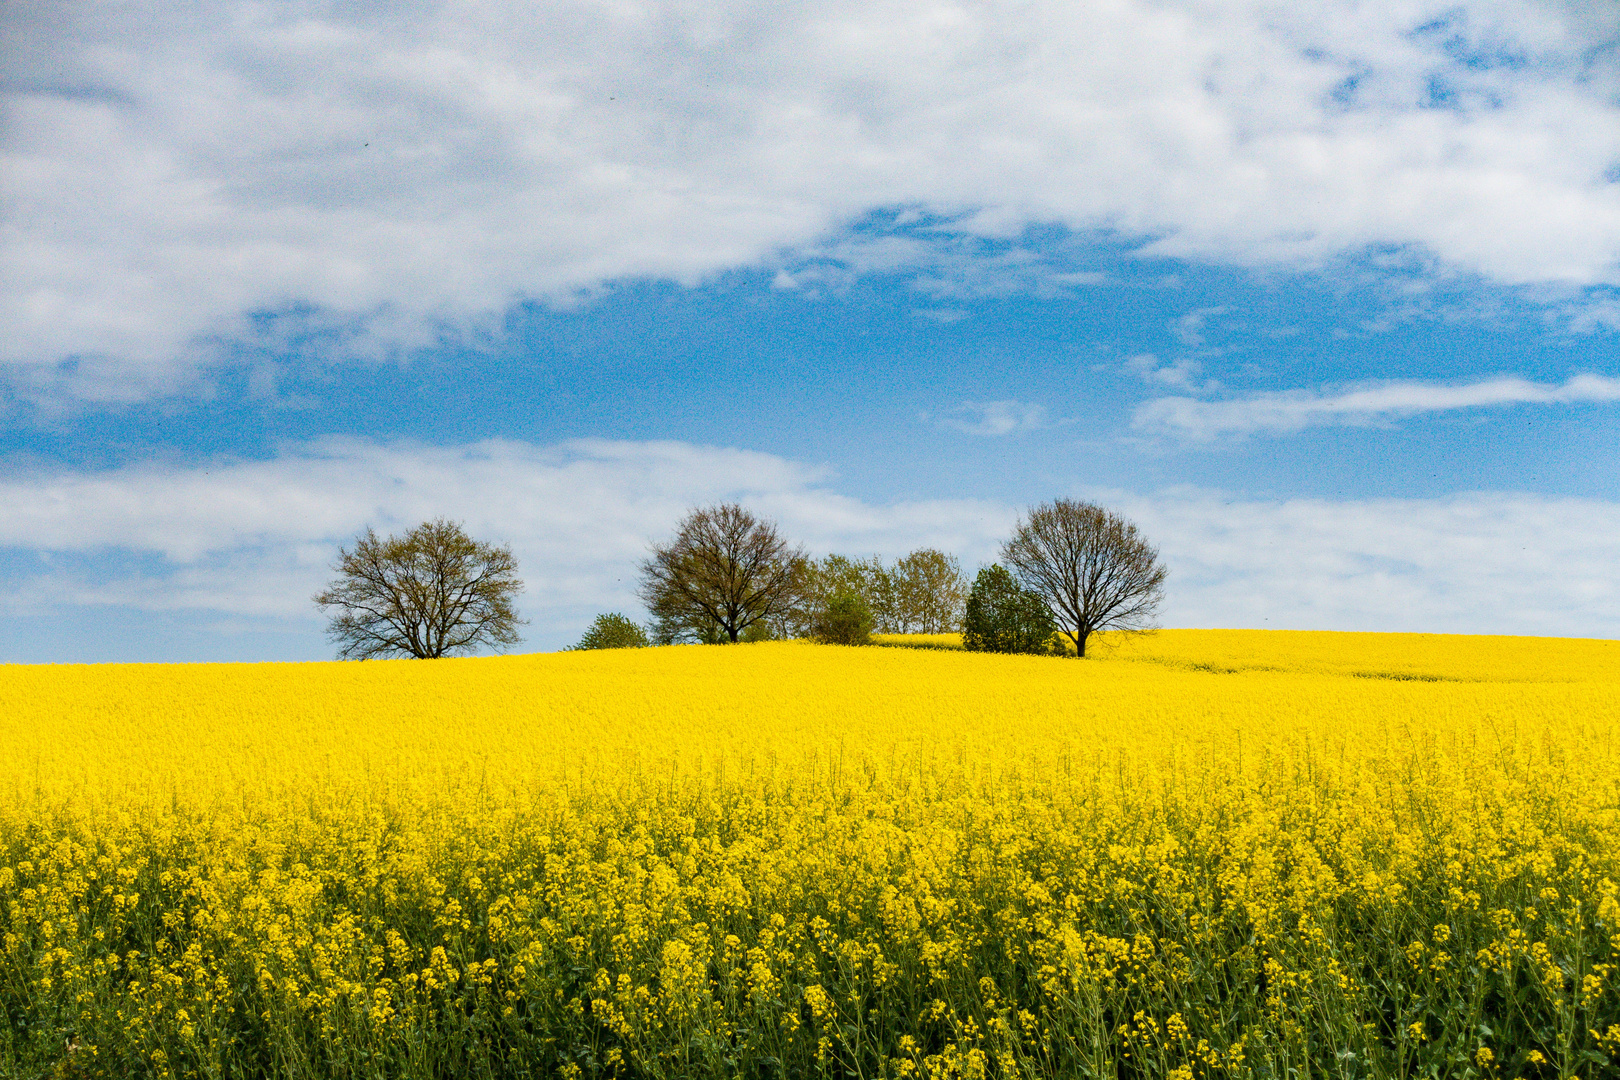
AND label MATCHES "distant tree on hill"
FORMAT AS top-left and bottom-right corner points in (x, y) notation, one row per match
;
(962, 564), (1057, 655)
(314, 519), (524, 659)
(639, 504), (809, 643)
(1001, 499), (1165, 658)
(573, 613), (650, 650)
